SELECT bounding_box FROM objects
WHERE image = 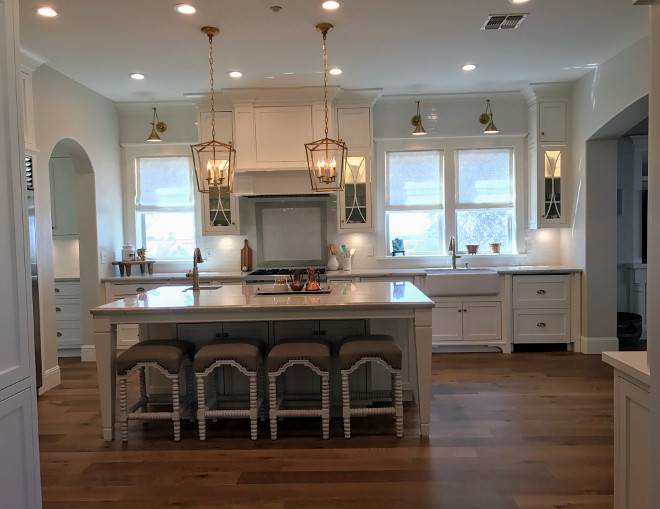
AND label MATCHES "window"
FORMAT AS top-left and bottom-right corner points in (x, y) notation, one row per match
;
(134, 155), (195, 260)
(380, 137), (522, 256)
(455, 148), (515, 253)
(385, 150), (443, 255)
